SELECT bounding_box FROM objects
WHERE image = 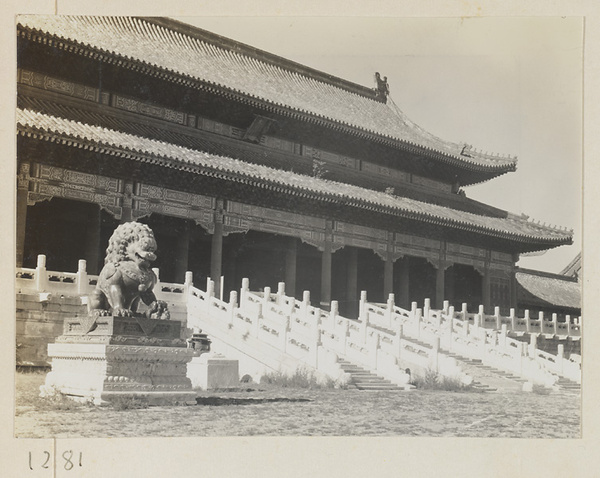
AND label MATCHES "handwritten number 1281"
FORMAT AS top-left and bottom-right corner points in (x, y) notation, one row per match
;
(28, 451), (83, 470)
